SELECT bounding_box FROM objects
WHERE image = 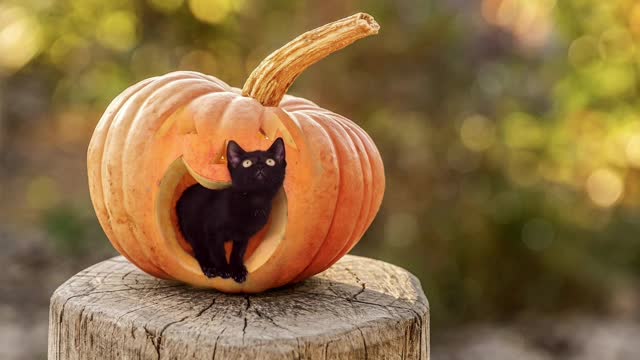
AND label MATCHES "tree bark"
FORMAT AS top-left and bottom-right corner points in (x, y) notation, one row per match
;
(48, 255), (429, 359)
